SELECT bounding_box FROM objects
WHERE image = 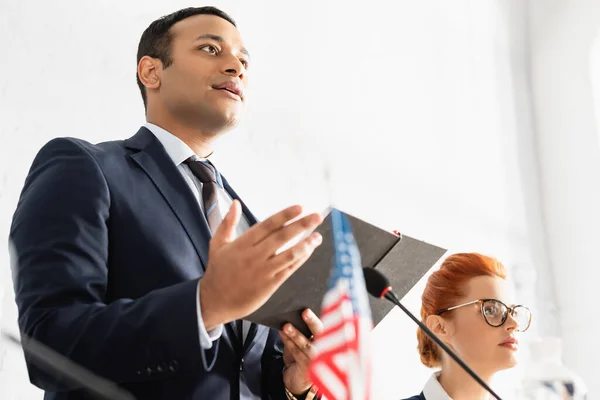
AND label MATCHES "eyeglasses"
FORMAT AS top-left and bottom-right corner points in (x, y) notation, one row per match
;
(437, 298), (532, 332)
